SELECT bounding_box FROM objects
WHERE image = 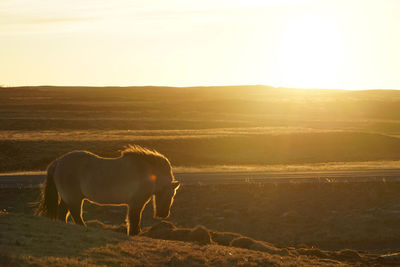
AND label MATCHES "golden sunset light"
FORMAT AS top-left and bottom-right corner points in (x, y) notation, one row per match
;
(3, 1), (400, 266)
(1, 0), (399, 89)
